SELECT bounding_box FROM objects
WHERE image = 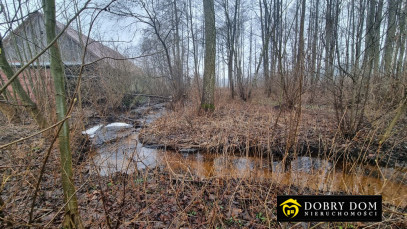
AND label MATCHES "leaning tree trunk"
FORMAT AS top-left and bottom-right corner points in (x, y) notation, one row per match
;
(0, 37), (47, 128)
(0, 95), (20, 123)
(43, 0), (83, 228)
(379, 90), (407, 147)
(201, 0), (216, 111)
